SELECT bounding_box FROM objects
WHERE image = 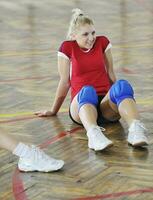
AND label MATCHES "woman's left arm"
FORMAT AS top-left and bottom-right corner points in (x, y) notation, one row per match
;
(104, 48), (117, 85)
